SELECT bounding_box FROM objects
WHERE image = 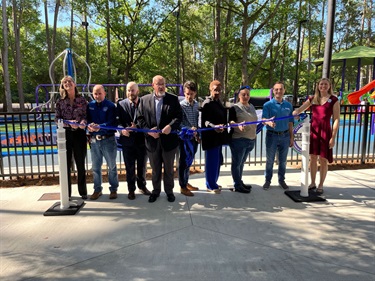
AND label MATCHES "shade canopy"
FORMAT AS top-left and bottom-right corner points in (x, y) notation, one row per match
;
(313, 46), (375, 67)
